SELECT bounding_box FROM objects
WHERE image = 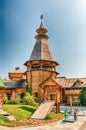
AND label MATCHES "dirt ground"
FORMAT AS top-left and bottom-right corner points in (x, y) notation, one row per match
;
(5, 118), (58, 127)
